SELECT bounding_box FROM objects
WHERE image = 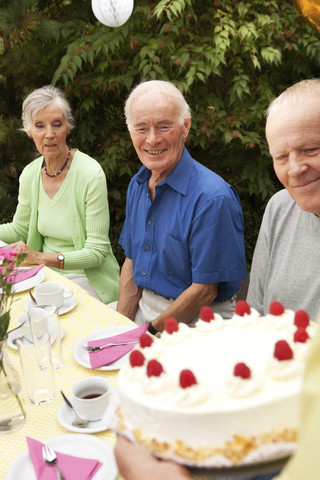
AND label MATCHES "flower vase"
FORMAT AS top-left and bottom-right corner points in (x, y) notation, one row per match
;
(0, 339), (26, 432)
